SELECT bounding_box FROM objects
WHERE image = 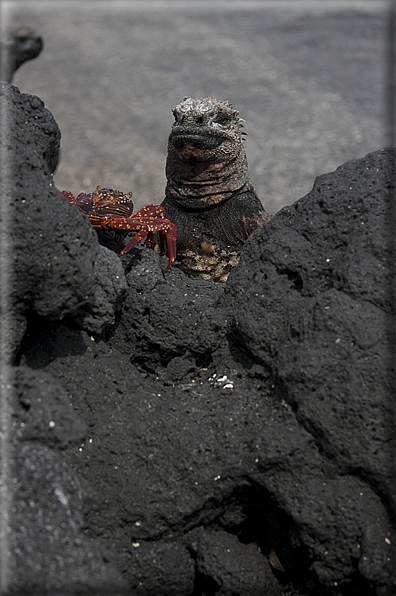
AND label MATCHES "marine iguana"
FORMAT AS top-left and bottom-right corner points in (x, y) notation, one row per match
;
(161, 96), (271, 282)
